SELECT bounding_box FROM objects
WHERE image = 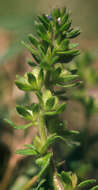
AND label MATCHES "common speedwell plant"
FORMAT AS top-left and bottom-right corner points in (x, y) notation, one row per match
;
(5, 8), (98, 190)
